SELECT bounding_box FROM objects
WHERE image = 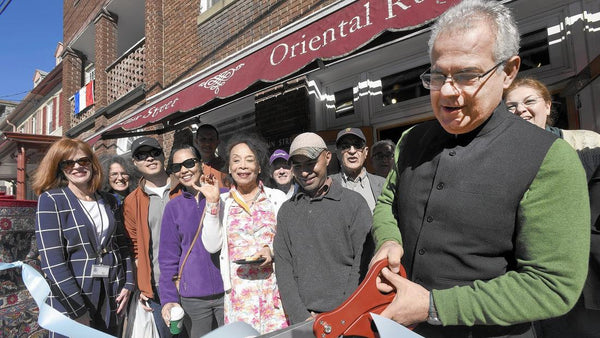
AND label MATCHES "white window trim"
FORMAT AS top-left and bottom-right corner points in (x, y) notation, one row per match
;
(46, 101), (54, 134)
(514, 4), (578, 84)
